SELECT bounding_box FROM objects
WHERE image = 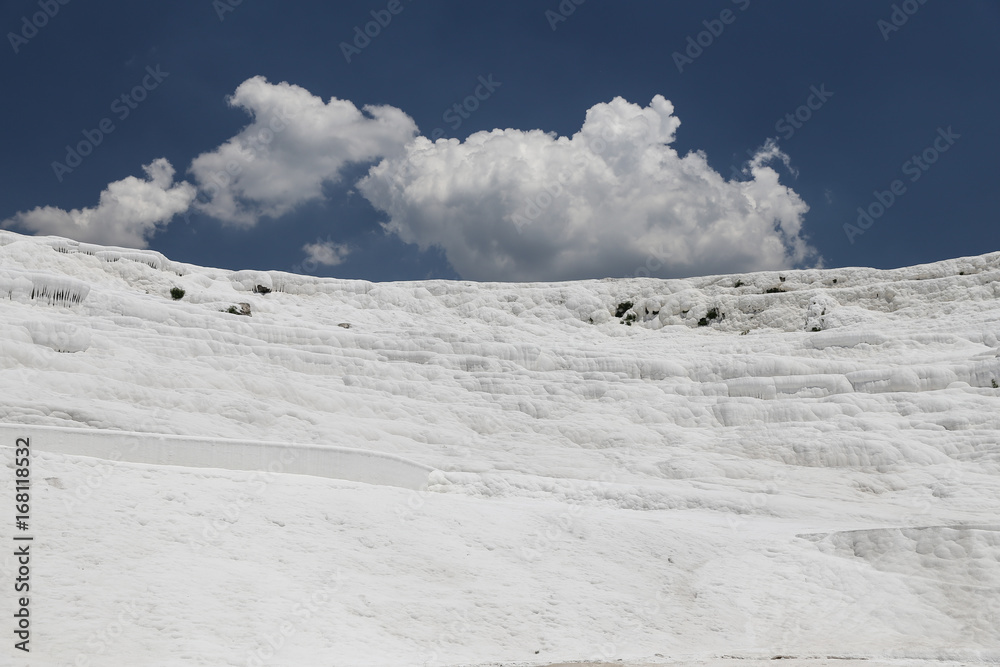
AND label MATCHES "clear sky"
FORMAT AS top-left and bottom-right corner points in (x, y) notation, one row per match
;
(1, 1), (997, 281)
